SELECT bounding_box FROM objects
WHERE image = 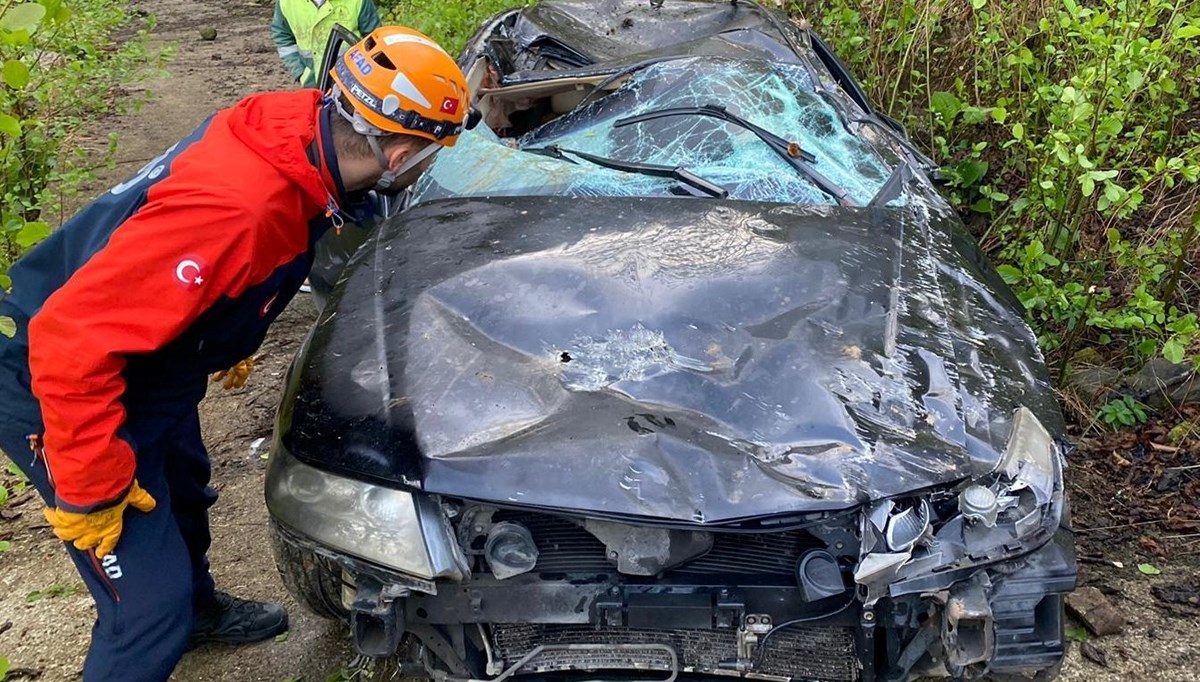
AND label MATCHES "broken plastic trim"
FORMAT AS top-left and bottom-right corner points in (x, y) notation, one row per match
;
(854, 408), (1065, 602)
(867, 162), (914, 210)
(615, 104), (855, 206)
(852, 115), (941, 177)
(527, 144), (729, 197)
(351, 575), (407, 657)
(941, 574), (995, 668)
